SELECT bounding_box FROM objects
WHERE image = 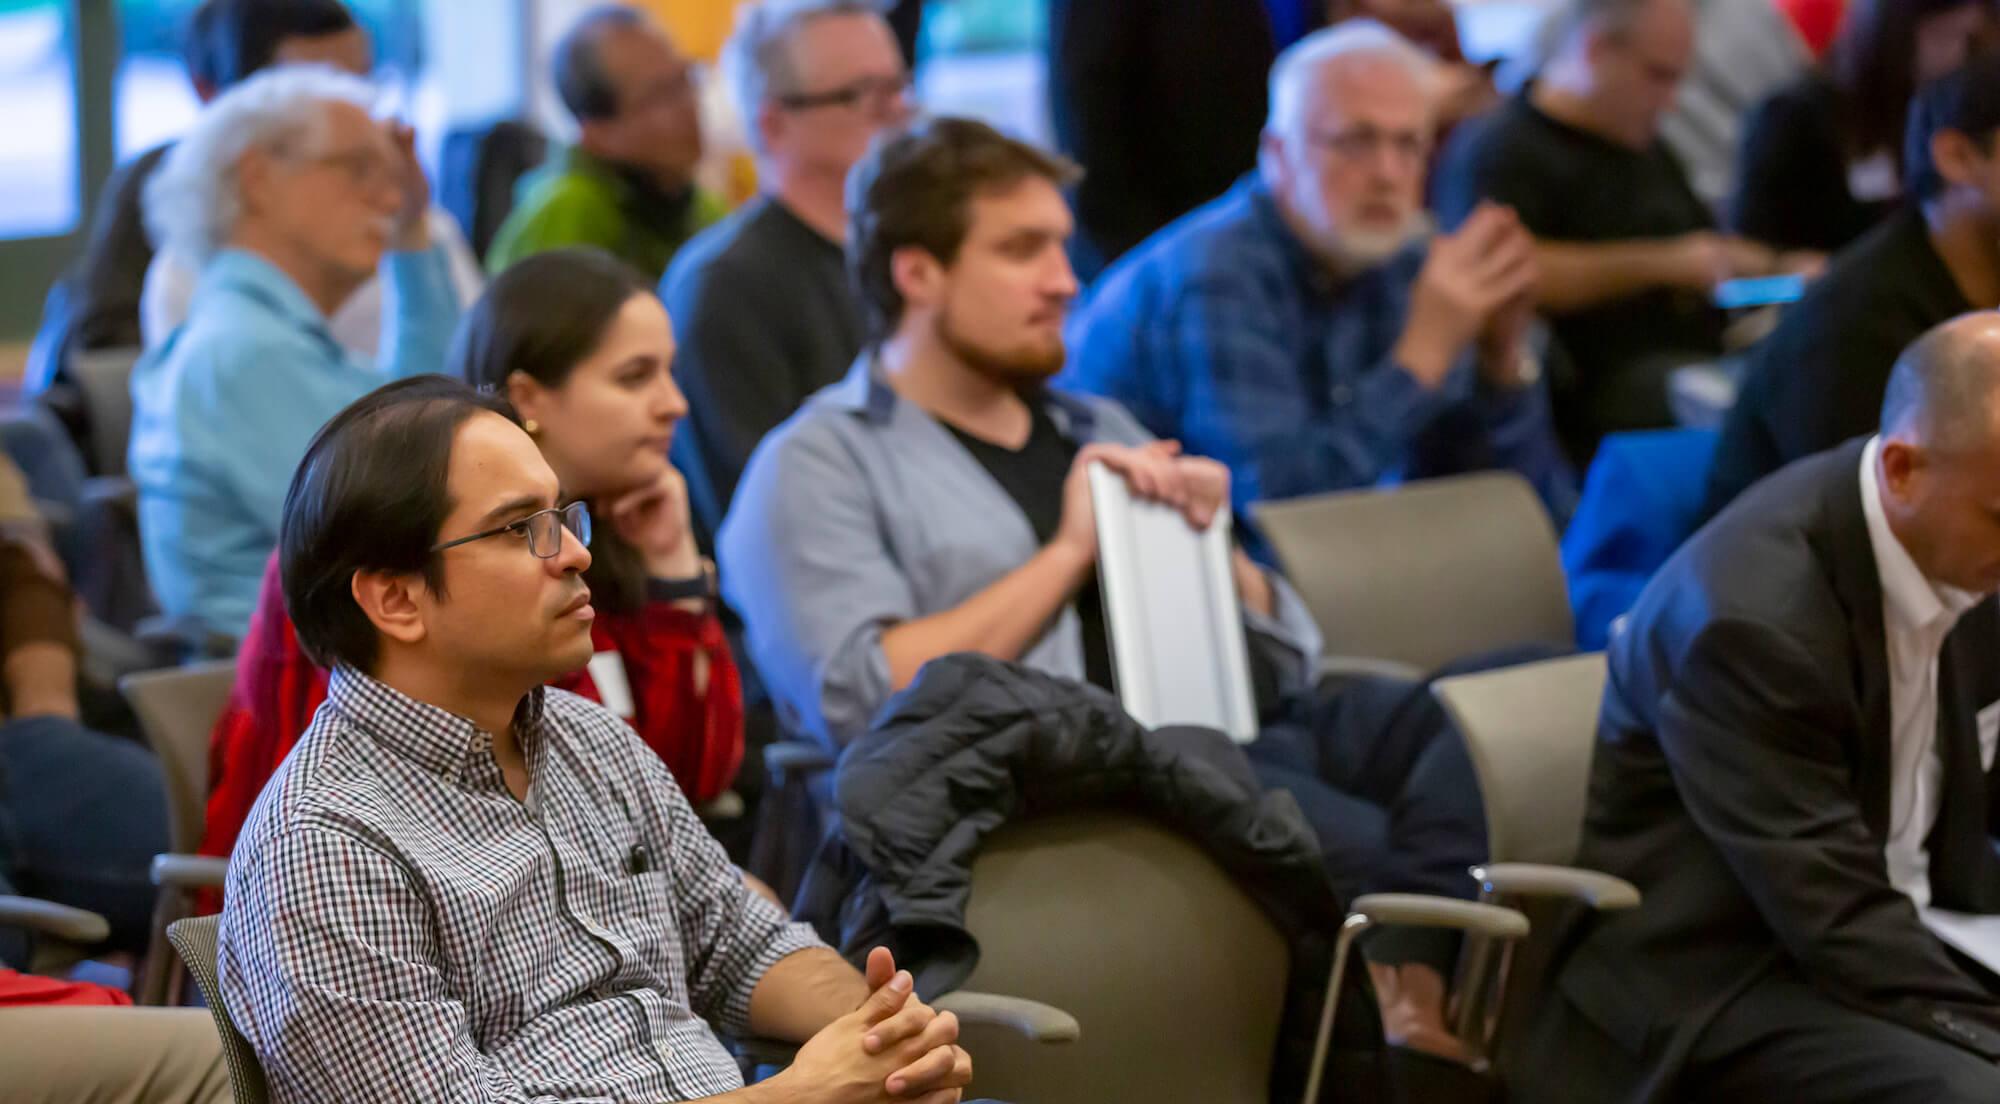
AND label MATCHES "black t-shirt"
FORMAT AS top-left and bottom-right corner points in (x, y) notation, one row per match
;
(1436, 93), (1727, 462)
(1729, 74), (1896, 255)
(1701, 207), (1970, 523)
(942, 404), (1117, 692)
